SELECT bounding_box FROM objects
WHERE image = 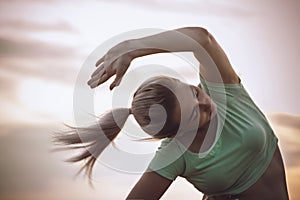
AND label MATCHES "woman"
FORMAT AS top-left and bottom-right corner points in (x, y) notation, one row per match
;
(55, 27), (289, 199)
